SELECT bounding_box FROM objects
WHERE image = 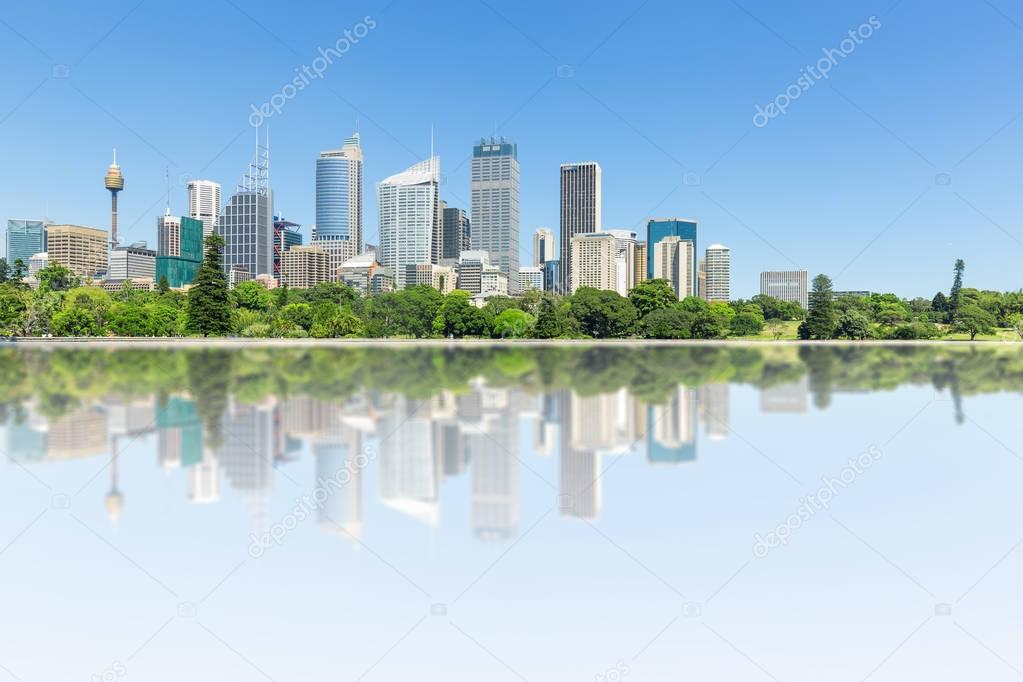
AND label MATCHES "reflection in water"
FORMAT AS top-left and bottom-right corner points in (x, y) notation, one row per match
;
(2, 345), (1021, 536)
